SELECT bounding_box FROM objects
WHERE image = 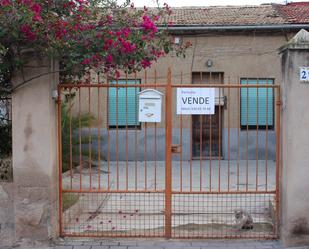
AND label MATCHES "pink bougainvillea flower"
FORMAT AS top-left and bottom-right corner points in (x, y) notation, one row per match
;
(1, 0), (181, 81)
(153, 15), (160, 21)
(81, 58), (91, 65)
(120, 41), (136, 54)
(31, 3), (42, 14)
(121, 28), (131, 38)
(91, 54), (100, 62)
(106, 15), (113, 24)
(141, 15), (158, 33)
(115, 70), (120, 79)
(18, 0), (32, 6)
(20, 24), (37, 41)
(33, 15), (42, 22)
(0, 0), (10, 6)
(141, 58), (151, 68)
(164, 2), (173, 15)
(20, 24), (31, 34)
(63, 1), (76, 8)
(103, 39), (113, 51)
(106, 54), (113, 64)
